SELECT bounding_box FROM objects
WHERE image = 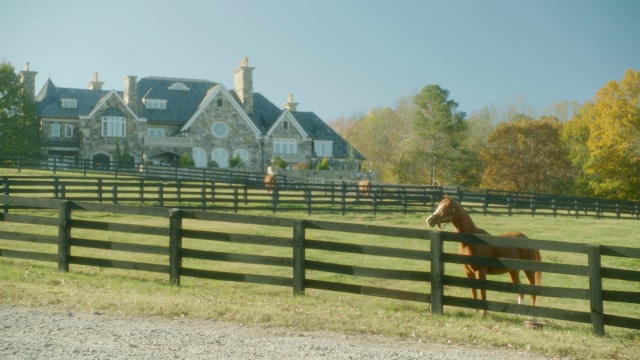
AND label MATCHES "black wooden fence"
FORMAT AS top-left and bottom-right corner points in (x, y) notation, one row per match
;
(2, 175), (640, 219)
(1, 195), (638, 335)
